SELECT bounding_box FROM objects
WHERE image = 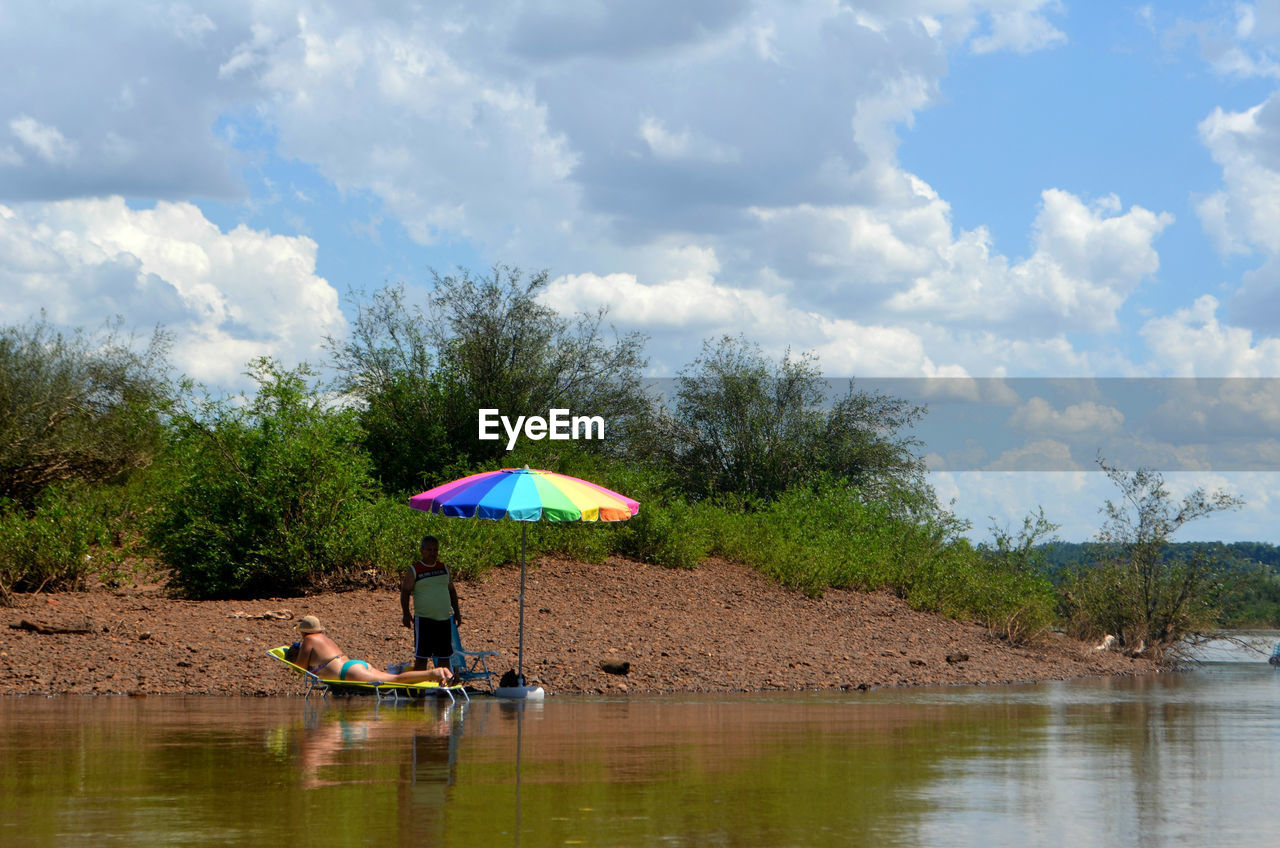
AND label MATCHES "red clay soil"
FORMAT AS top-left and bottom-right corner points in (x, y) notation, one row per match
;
(0, 556), (1153, 697)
